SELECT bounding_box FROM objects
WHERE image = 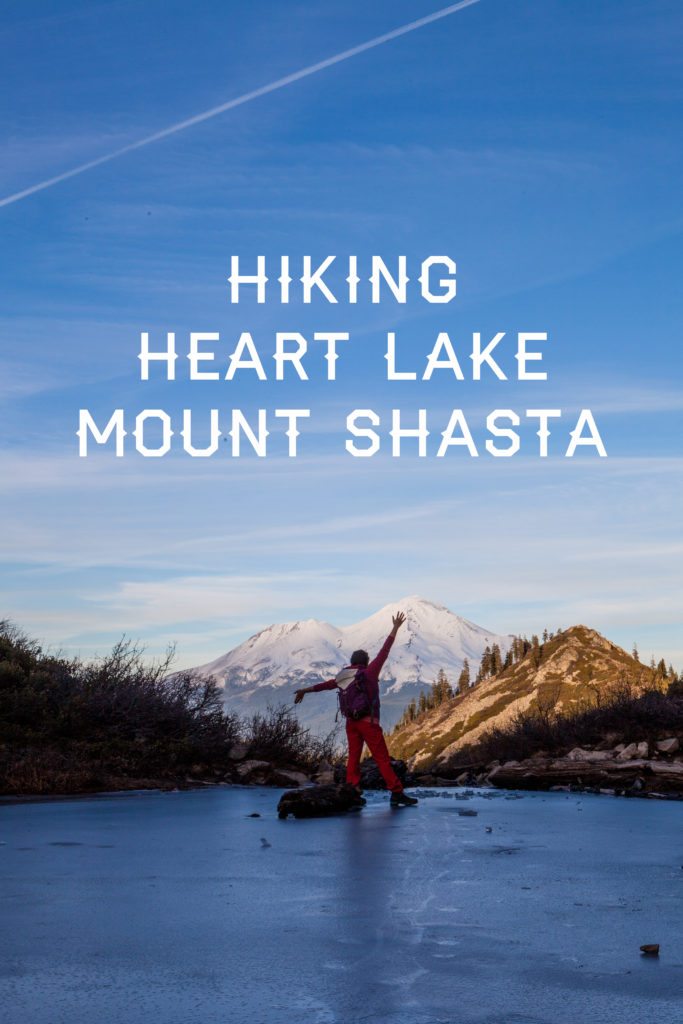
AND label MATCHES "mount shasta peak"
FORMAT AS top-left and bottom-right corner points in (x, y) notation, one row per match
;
(190, 597), (512, 733)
